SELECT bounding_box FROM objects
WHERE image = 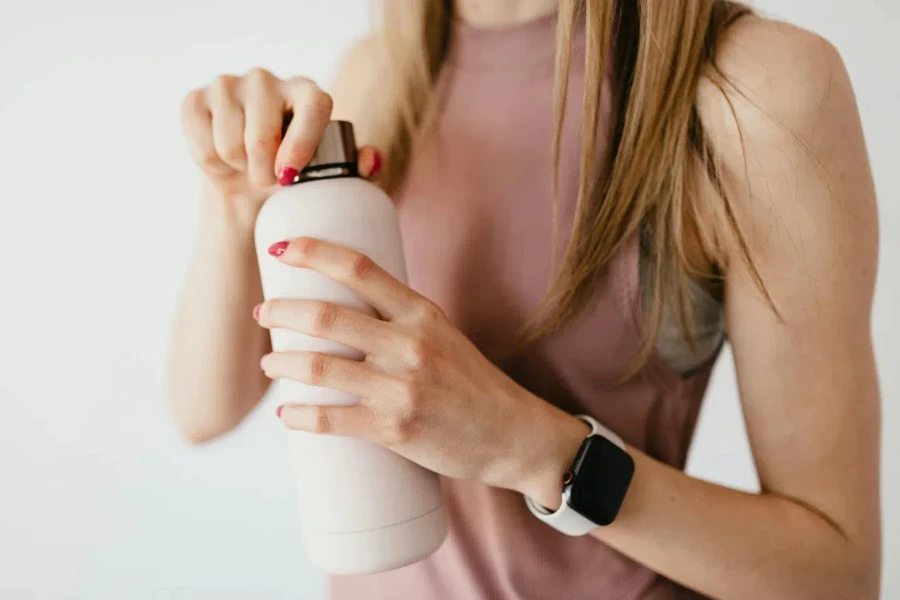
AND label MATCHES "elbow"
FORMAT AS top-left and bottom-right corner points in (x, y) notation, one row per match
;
(830, 514), (882, 600)
(837, 543), (881, 600)
(169, 403), (232, 446)
(799, 536), (881, 600)
(175, 419), (229, 446)
(166, 388), (242, 446)
(165, 361), (255, 445)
